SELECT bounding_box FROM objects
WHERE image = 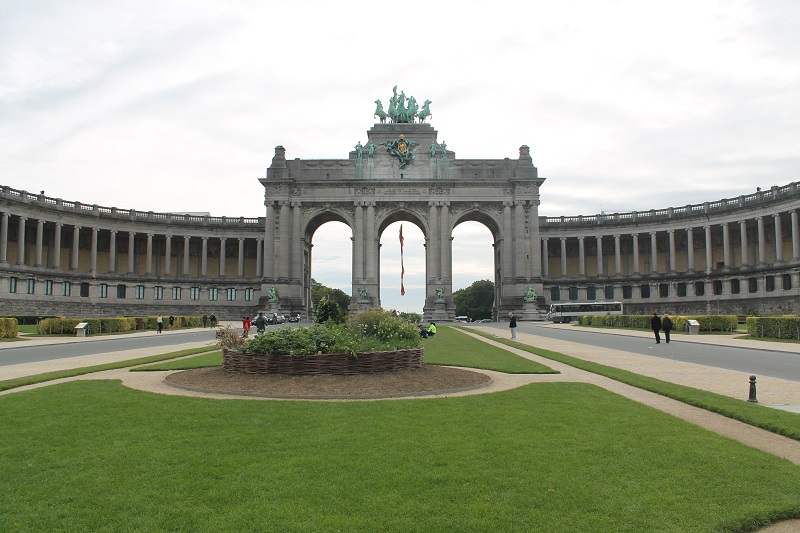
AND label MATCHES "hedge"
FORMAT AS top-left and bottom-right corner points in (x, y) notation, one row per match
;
(746, 316), (800, 340)
(580, 314), (738, 332)
(0, 317), (19, 338)
(36, 316), (204, 335)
